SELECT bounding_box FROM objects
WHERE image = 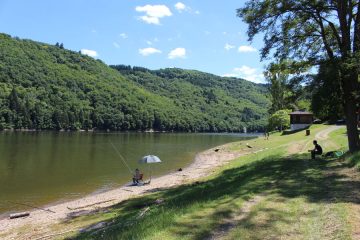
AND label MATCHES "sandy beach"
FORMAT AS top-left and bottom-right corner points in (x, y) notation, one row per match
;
(0, 142), (257, 240)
